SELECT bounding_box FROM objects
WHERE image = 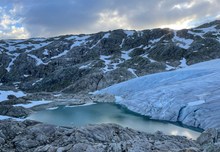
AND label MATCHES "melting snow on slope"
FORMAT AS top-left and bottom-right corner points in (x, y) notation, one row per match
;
(102, 33), (110, 39)
(3, 41), (51, 53)
(119, 39), (125, 48)
(28, 54), (48, 66)
(172, 31), (193, 49)
(51, 50), (68, 59)
(6, 53), (19, 72)
(195, 25), (218, 33)
(43, 49), (49, 55)
(179, 58), (188, 68)
(166, 64), (175, 70)
(141, 54), (156, 63)
(188, 25), (220, 38)
(32, 78), (43, 86)
(70, 35), (90, 49)
(79, 63), (91, 69)
(0, 90), (26, 102)
(128, 68), (138, 77)
(90, 33), (110, 49)
(149, 37), (162, 43)
(96, 59), (220, 129)
(100, 55), (112, 73)
(121, 48), (134, 60)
